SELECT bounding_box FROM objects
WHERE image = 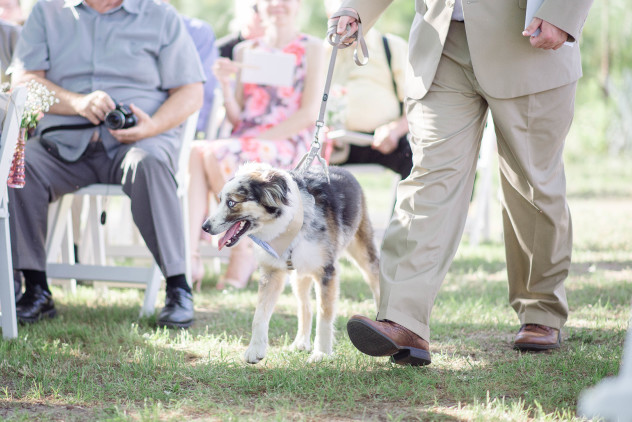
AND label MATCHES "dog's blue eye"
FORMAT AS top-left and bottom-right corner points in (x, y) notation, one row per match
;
(227, 200), (236, 208)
